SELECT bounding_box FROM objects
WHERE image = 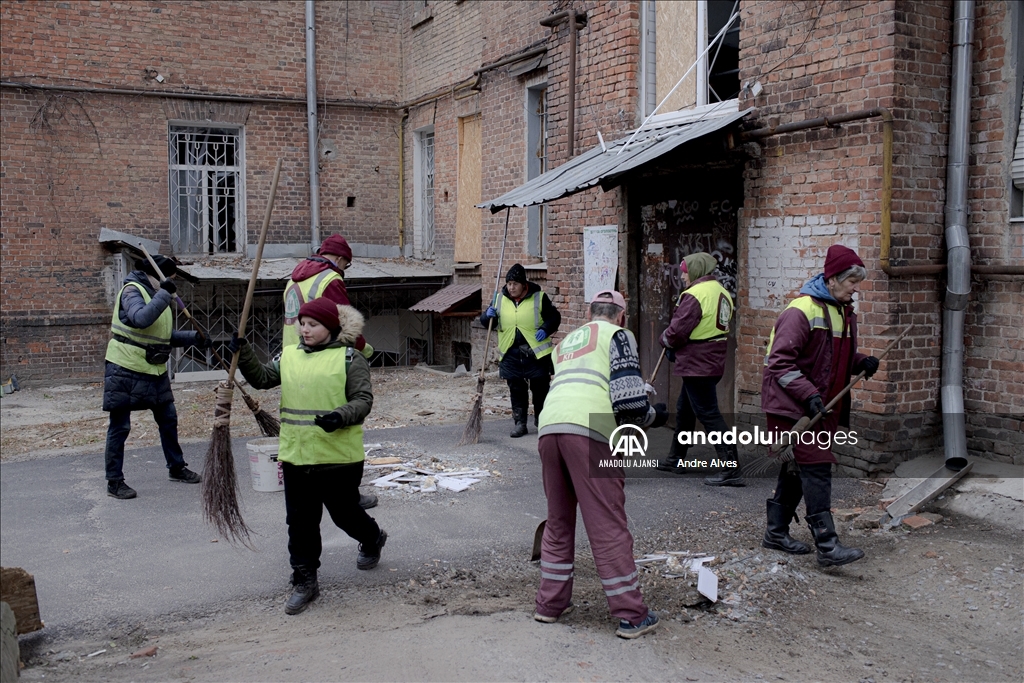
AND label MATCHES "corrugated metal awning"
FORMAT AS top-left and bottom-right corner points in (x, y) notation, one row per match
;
(478, 102), (751, 213)
(408, 283), (482, 314)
